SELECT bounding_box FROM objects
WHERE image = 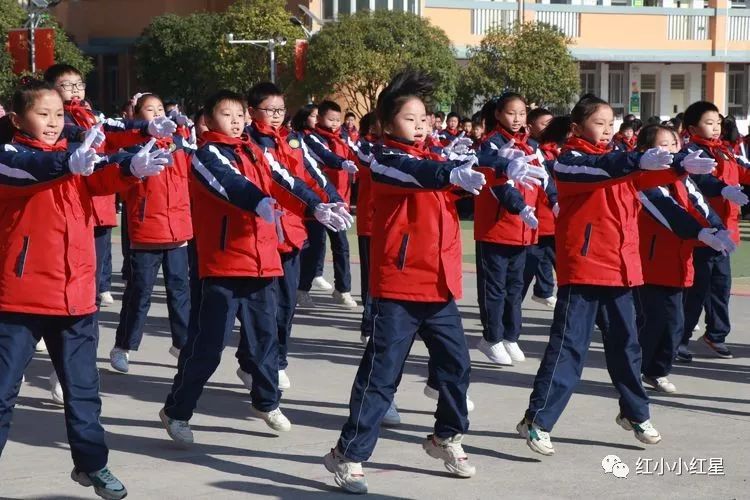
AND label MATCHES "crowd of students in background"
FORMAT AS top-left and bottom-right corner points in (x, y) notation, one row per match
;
(0, 63), (749, 498)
